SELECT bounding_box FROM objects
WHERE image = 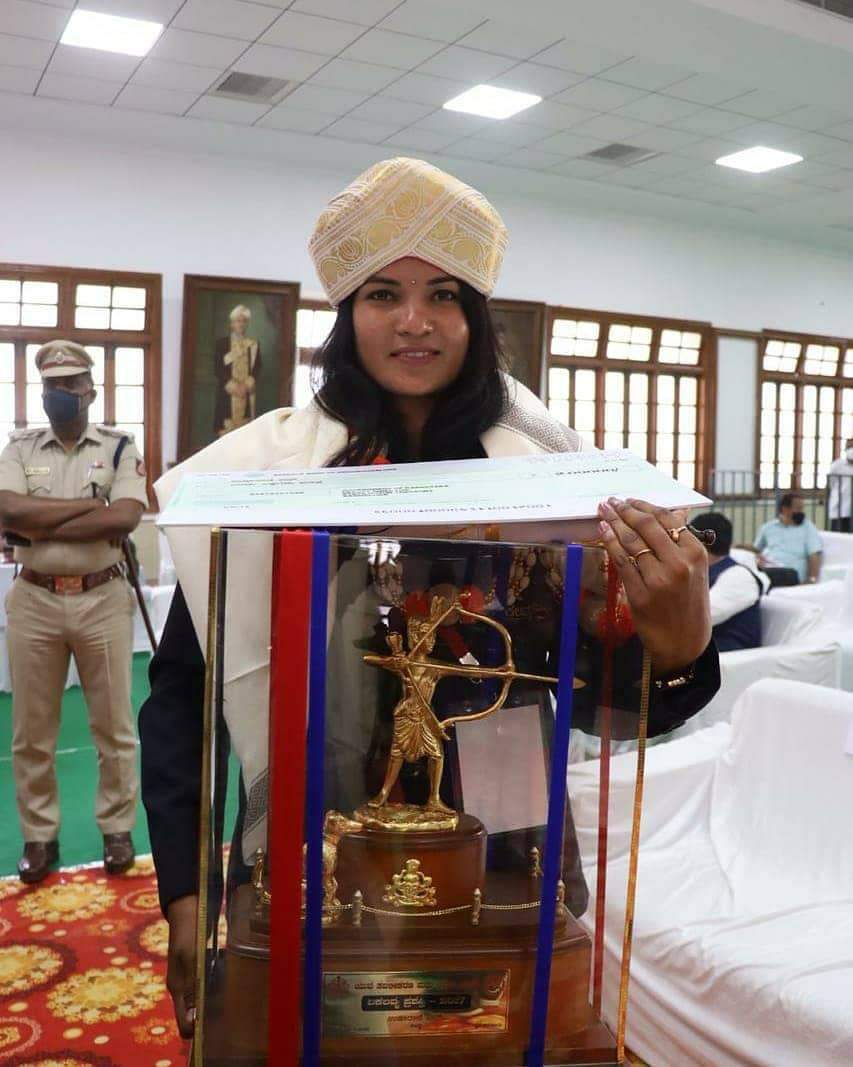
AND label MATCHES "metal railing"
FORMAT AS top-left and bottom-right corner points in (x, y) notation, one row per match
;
(707, 470), (853, 546)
